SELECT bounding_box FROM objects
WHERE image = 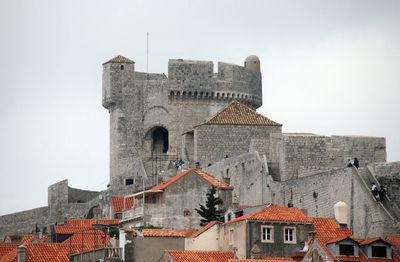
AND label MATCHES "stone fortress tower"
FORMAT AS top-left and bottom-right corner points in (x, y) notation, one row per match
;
(102, 55), (263, 192)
